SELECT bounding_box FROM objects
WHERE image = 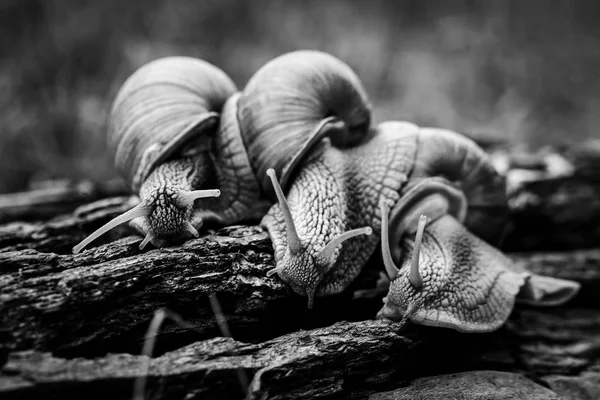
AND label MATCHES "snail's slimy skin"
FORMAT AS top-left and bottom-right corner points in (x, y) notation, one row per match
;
(262, 123), (419, 301)
(379, 214), (525, 332)
(130, 156), (210, 247)
(378, 213), (580, 333)
(130, 139), (269, 249)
